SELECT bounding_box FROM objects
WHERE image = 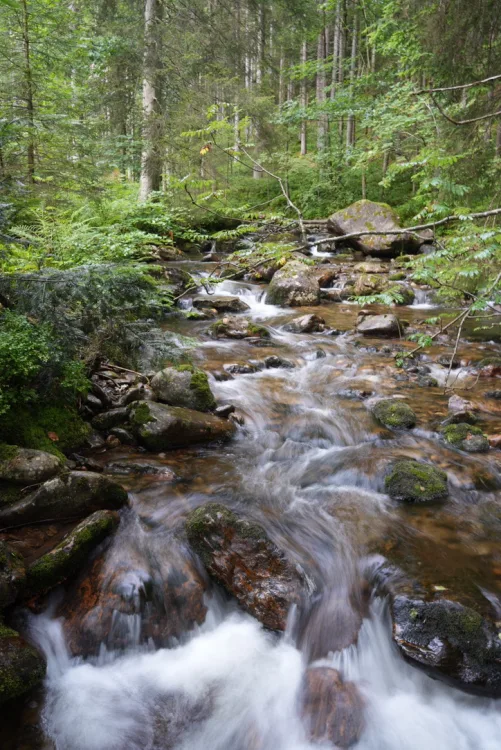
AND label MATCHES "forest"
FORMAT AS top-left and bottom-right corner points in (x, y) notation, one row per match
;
(1, 1), (501, 748)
